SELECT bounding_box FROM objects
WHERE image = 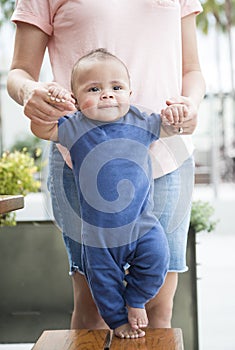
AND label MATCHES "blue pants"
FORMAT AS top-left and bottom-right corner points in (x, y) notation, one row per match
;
(82, 224), (169, 329)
